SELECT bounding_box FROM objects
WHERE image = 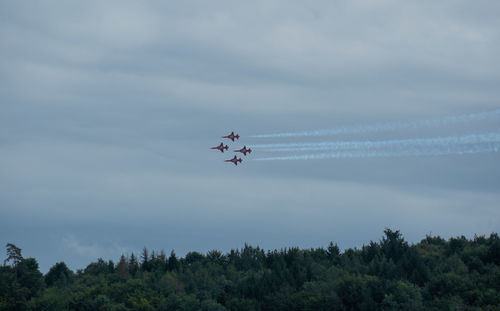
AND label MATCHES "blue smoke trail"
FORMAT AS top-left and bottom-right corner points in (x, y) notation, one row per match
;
(250, 109), (500, 138)
(256, 132), (500, 152)
(254, 142), (500, 161)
